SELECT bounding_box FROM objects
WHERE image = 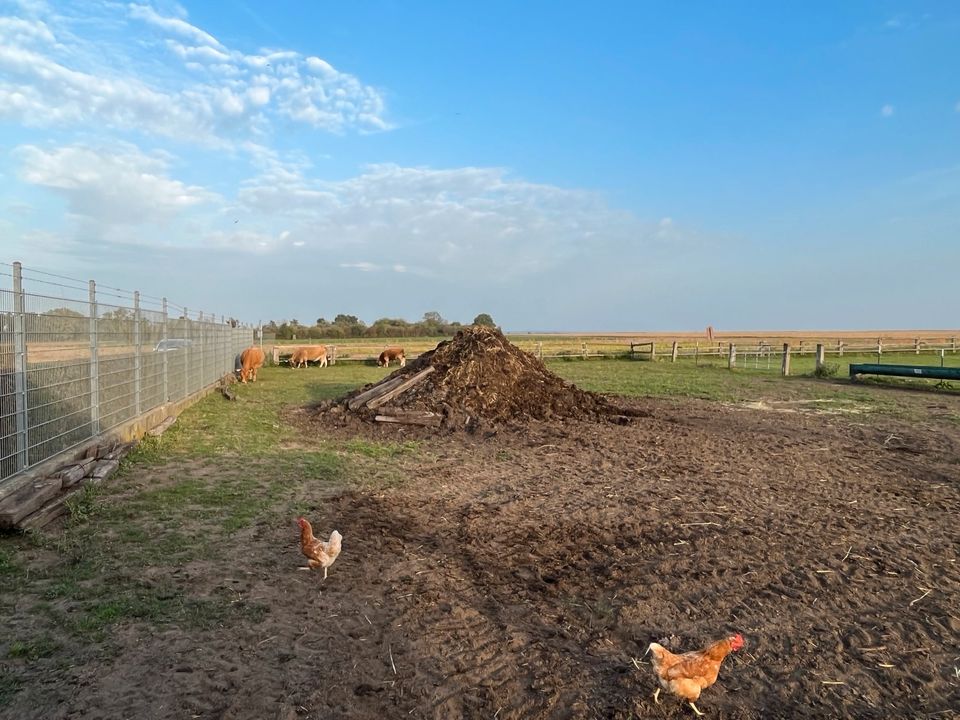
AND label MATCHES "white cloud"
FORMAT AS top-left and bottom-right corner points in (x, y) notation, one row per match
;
(0, 16), (55, 44)
(128, 4), (223, 49)
(0, 2), (390, 144)
(881, 104), (895, 117)
(15, 142), (219, 225)
(340, 261), (379, 272)
(232, 161), (679, 283)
